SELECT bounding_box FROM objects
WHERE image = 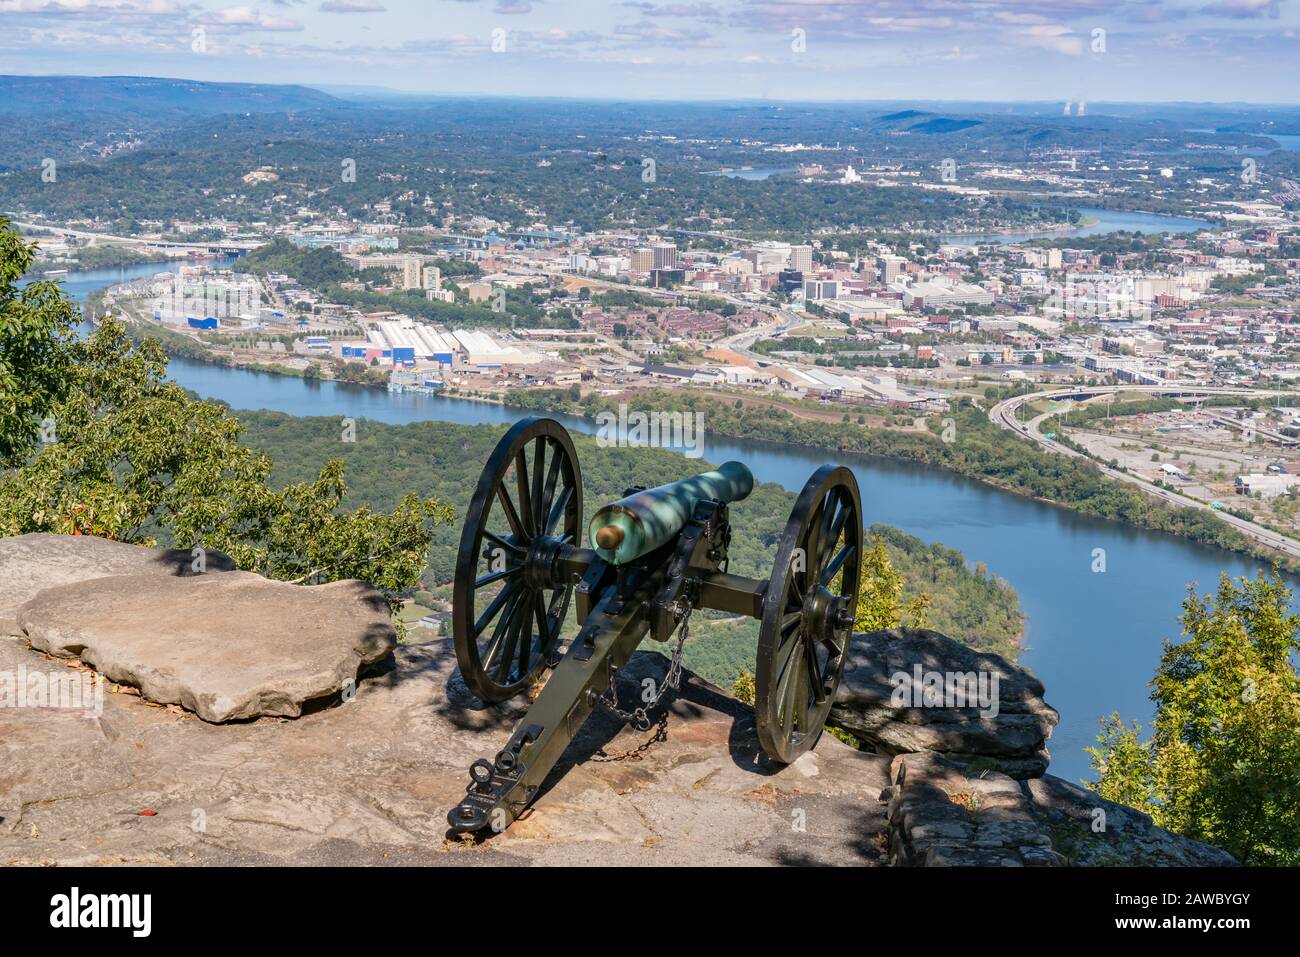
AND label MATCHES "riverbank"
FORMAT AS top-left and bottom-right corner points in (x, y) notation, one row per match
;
(928, 215), (1090, 239)
(501, 386), (1300, 573)
(113, 310), (1300, 573)
(109, 306), (1297, 572)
